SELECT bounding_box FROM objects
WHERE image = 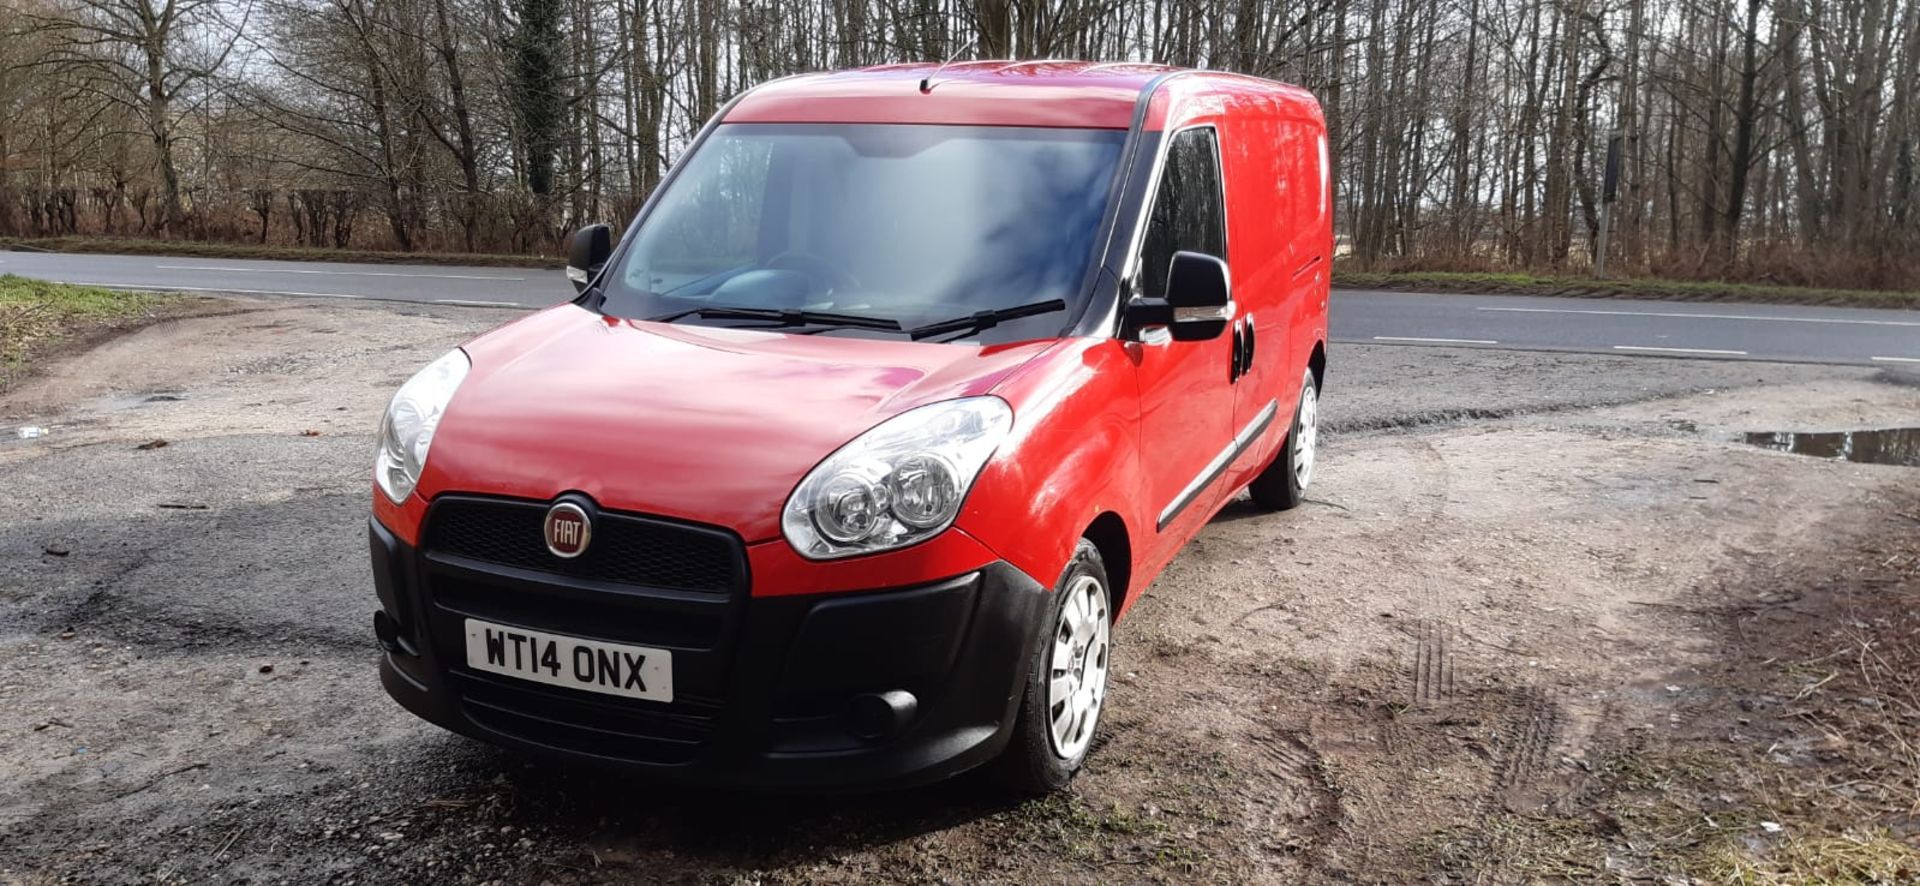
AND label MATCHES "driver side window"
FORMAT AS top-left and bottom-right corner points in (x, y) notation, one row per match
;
(1136, 127), (1226, 300)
